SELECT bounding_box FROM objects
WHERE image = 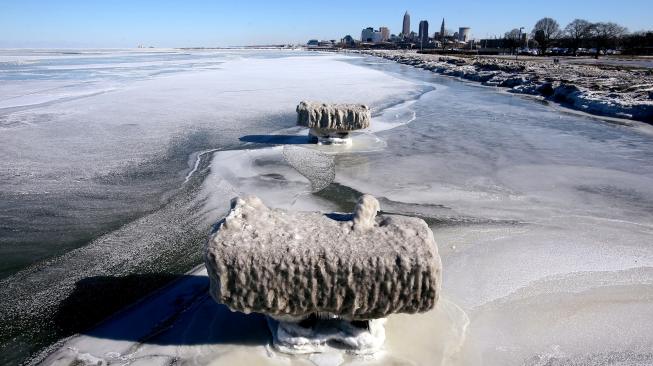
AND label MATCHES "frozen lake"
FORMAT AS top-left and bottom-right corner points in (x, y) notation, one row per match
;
(1, 49), (652, 365)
